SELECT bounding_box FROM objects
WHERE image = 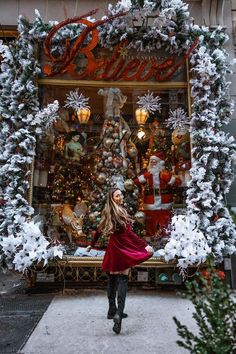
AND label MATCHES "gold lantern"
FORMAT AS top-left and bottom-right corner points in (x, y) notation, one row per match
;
(135, 108), (149, 140)
(135, 108), (149, 126)
(77, 107), (91, 124)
